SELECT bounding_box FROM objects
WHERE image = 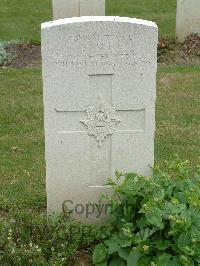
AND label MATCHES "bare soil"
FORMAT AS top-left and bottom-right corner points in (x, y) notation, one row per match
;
(1, 34), (200, 69)
(68, 252), (92, 266)
(158, 34), (200, 66)
(2, 43), (41, 68)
